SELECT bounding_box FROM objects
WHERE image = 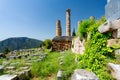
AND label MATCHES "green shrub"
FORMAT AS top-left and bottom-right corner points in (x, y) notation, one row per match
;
(77, 17), (114, 79)
(78, 19), (95, 40)
(4, 47), (10, 54)
(43, 39), (52, 49)
(61, 50), (77, 79)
